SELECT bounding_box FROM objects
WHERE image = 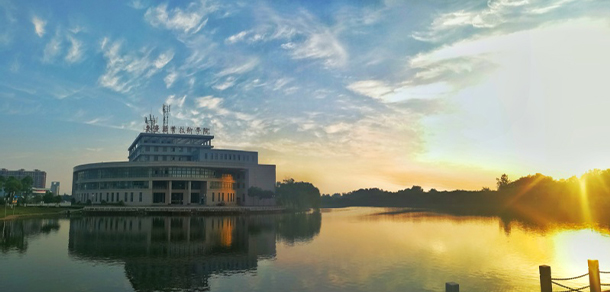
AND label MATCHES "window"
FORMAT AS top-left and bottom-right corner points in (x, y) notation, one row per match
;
(130, 192), (134, 202)
(106, 193), (109, 202)
(124, 192), (127, 202)
(212, 193), (215, 202)
(153, 193), (165, 203)
(139, 192), (142, 202)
